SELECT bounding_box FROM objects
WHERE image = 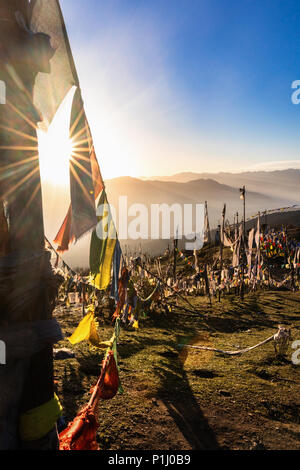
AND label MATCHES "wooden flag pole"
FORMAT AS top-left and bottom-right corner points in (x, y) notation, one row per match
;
(240, 186), (246, 301)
